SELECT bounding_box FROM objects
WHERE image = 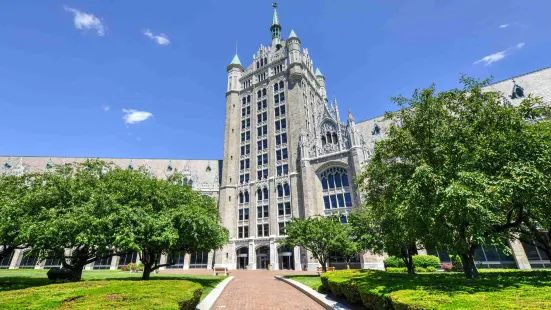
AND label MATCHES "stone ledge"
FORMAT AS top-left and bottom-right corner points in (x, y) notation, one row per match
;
(275, 275), (350, 310)
(196, 276), (234, 310)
